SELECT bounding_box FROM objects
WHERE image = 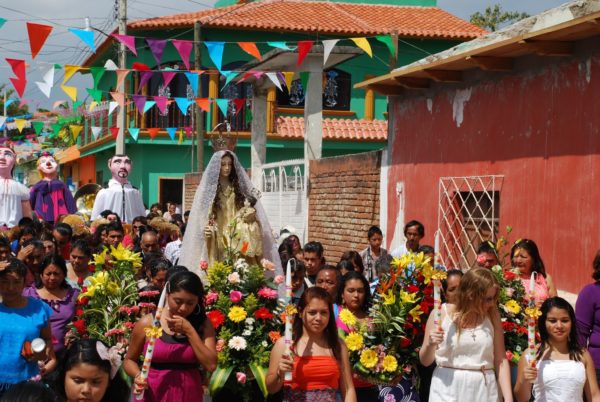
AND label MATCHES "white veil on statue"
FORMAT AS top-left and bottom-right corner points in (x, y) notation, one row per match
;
(179, 150), (283, 290)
